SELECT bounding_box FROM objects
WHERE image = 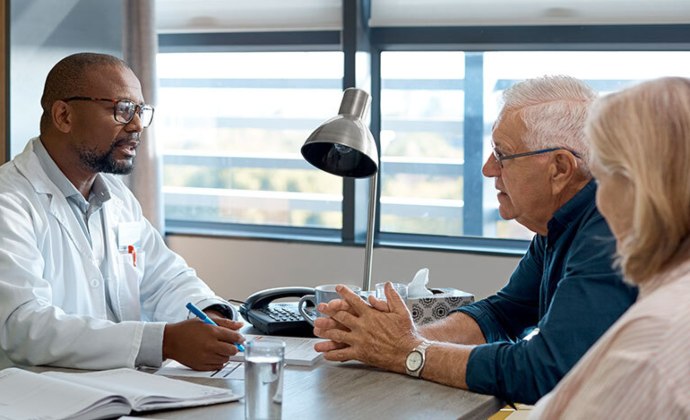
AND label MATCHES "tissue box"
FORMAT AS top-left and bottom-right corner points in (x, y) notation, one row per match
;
(407, 288), (475, 325)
